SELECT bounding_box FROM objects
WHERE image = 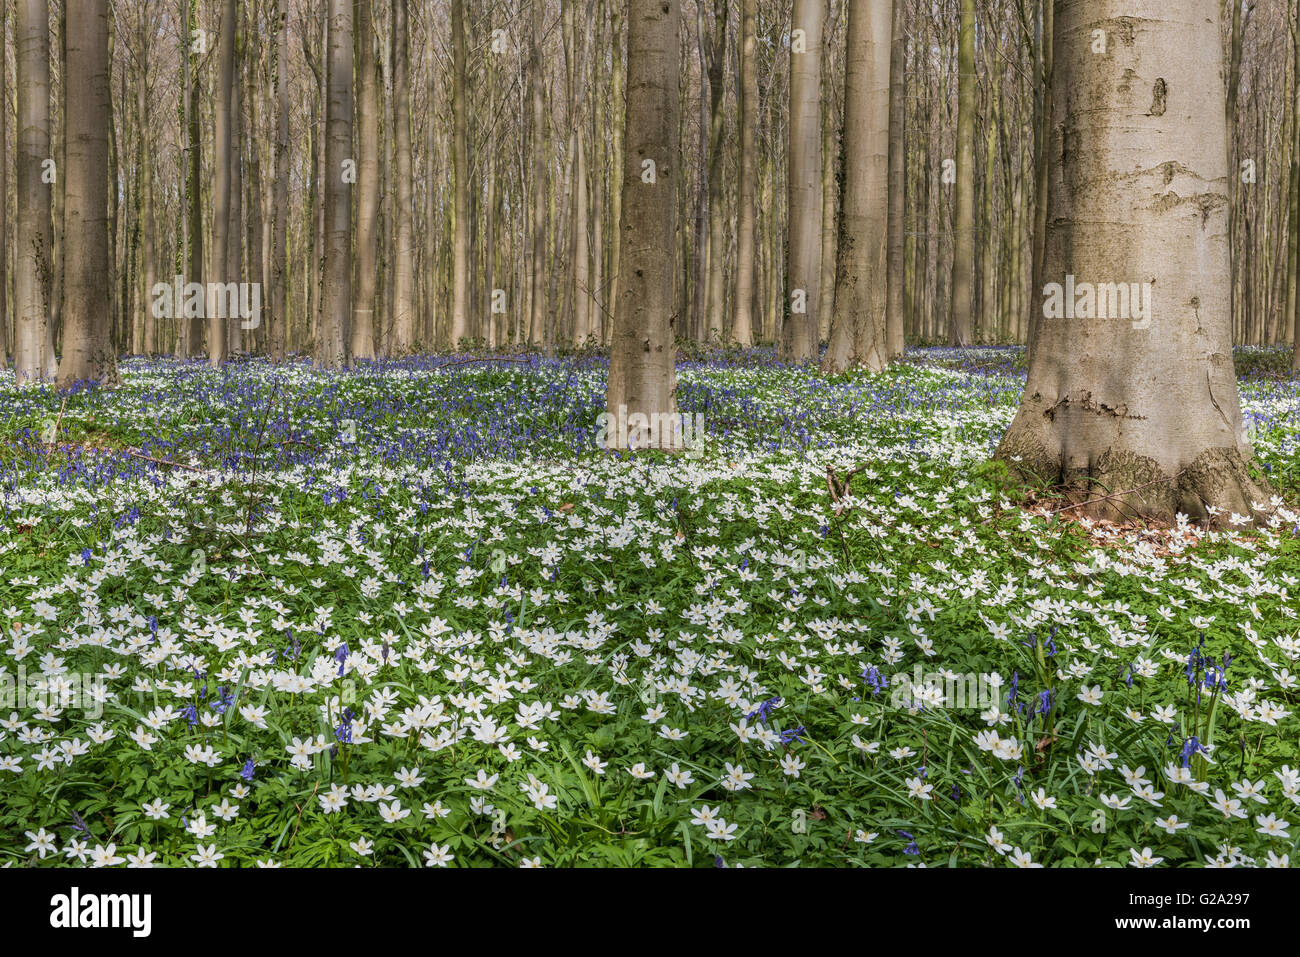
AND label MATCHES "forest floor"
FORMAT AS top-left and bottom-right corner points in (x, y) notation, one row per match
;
(1, 345), (1298, 867)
